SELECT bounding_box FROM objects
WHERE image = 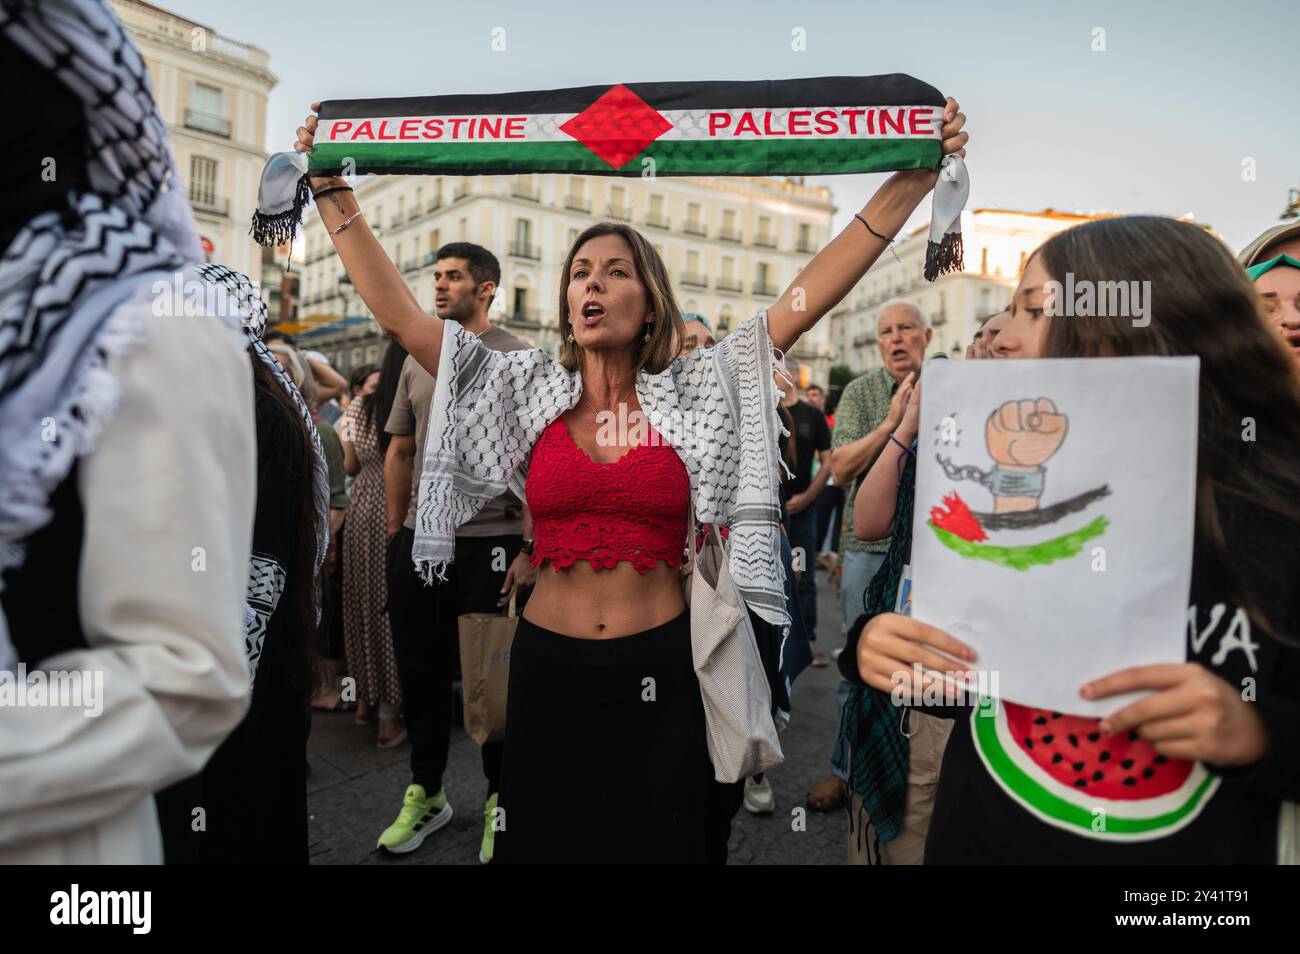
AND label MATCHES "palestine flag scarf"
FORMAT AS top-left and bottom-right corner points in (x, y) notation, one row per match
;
(253, 74), (969, 280)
